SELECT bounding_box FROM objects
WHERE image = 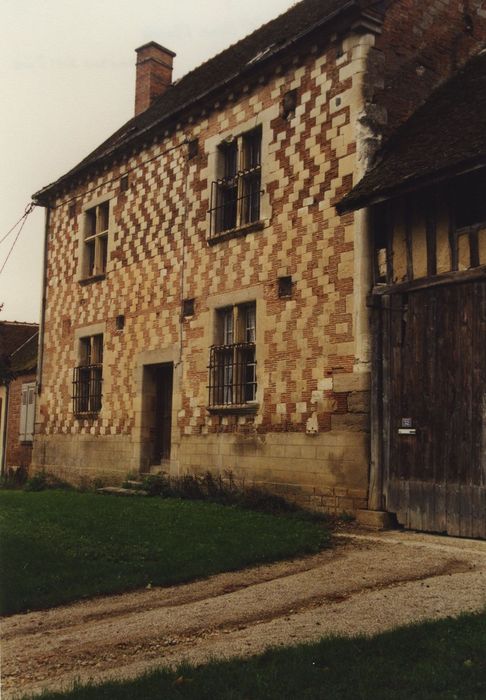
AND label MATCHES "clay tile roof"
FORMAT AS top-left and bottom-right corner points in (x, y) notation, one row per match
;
(0, 322), (38, 361)
(338, 50), (486, 213)
(10, 331), (39, 375)
(33, 0), (379, 203)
